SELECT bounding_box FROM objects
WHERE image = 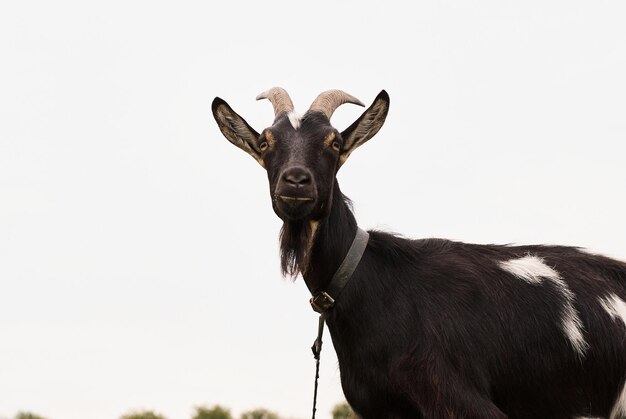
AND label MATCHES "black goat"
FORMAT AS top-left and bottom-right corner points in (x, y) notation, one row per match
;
(212, 87), (626, 419)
